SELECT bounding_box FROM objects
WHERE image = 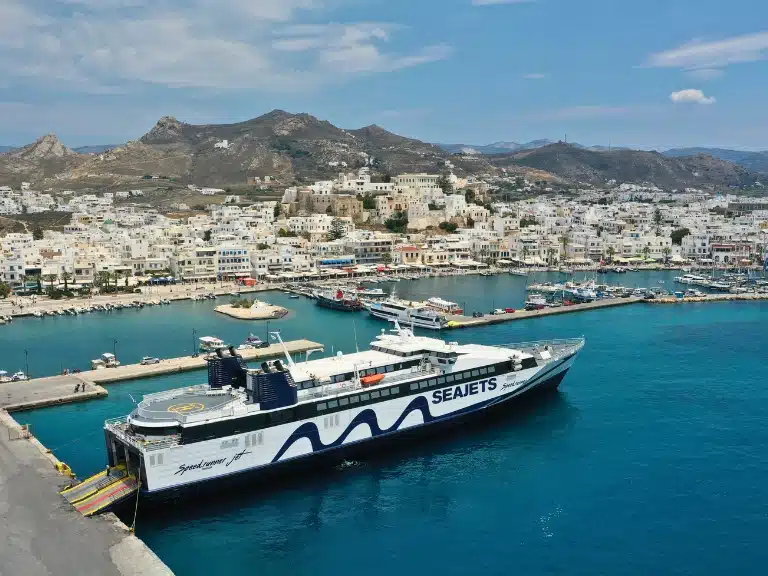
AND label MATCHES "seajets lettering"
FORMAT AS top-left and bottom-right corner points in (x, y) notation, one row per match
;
(174, 449), (252, 476)
(432, 377), (496, 404)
